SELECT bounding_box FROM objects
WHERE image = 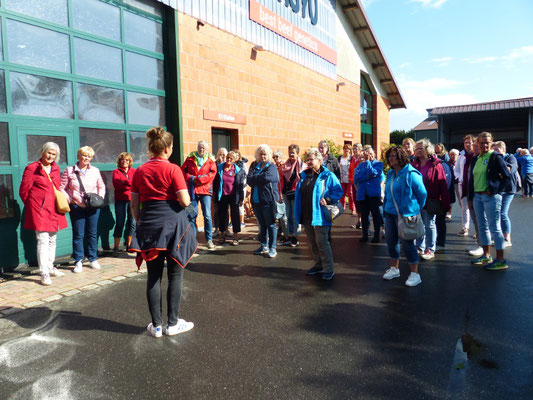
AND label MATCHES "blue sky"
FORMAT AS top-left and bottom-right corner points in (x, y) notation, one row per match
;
(361, 0), (533, 131)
